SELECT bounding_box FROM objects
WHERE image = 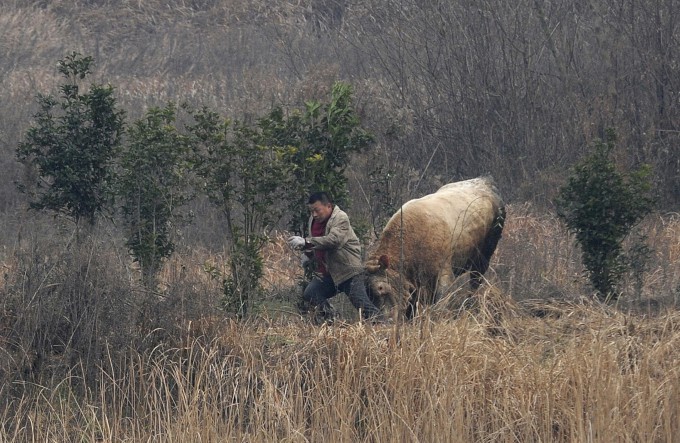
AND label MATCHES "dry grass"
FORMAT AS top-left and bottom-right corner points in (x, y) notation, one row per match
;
(1, 300), (679, 442)
(2, 205), (678, 441)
